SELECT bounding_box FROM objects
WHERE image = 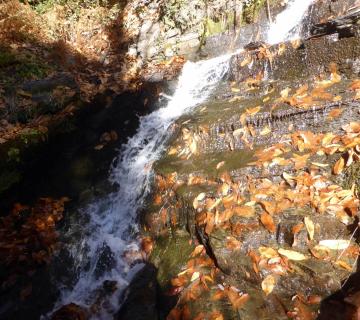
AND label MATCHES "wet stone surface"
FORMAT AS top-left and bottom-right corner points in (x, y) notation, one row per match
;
(142, 30), (360, 319)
